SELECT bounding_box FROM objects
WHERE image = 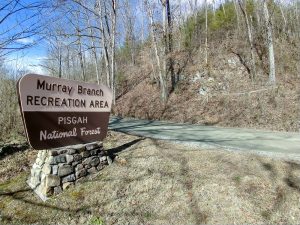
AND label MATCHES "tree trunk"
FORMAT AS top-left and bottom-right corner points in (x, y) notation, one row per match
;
(97, 0), (110, 87)
(164, 0), (175, 91)
(205, 0), (208, 67)
(221, 1), (226, 16)
(58, 46), (62, 78)
(263, 0), (276, 85)
(278, 0), (287, 36)
(86, 11), (100, 84)
(111, 0), (116, 104)
(233, 0), (240, 30)
(238, 0), (256, 81)
(146, 1), (167, 102)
